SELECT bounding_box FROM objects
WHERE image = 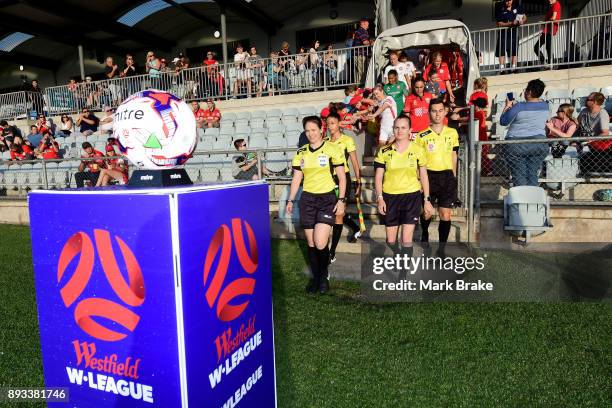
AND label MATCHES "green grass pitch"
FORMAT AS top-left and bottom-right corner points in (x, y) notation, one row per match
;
(0, 225), (610, 407)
